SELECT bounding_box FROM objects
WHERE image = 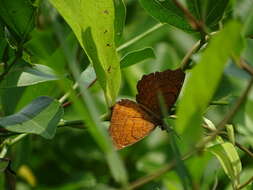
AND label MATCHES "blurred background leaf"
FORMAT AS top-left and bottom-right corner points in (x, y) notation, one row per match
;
(0, 0), (252, 189)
